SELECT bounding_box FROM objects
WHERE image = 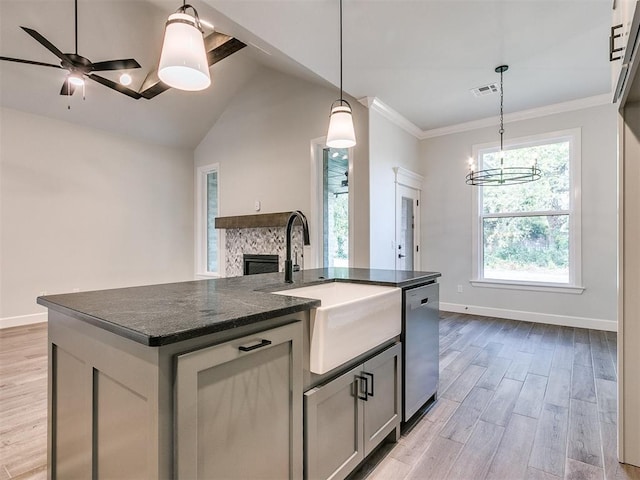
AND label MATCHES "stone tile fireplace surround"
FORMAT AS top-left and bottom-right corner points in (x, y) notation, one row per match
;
(215, 211), (305, 278)
(224, 226), (303, 277)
